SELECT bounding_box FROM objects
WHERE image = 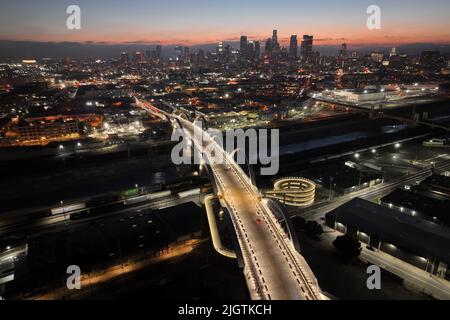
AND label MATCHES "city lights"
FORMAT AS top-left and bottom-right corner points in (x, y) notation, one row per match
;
(0, 1), (449, 304)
